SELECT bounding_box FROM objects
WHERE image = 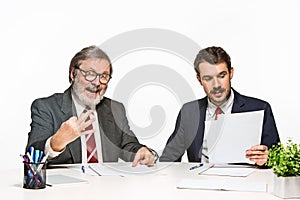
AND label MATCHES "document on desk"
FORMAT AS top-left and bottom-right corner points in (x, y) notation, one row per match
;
(177, 179), (267, 192)
(206, 110), (264, 164)
(200, 167), (257, 177)
(84, 163), (165, 176)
